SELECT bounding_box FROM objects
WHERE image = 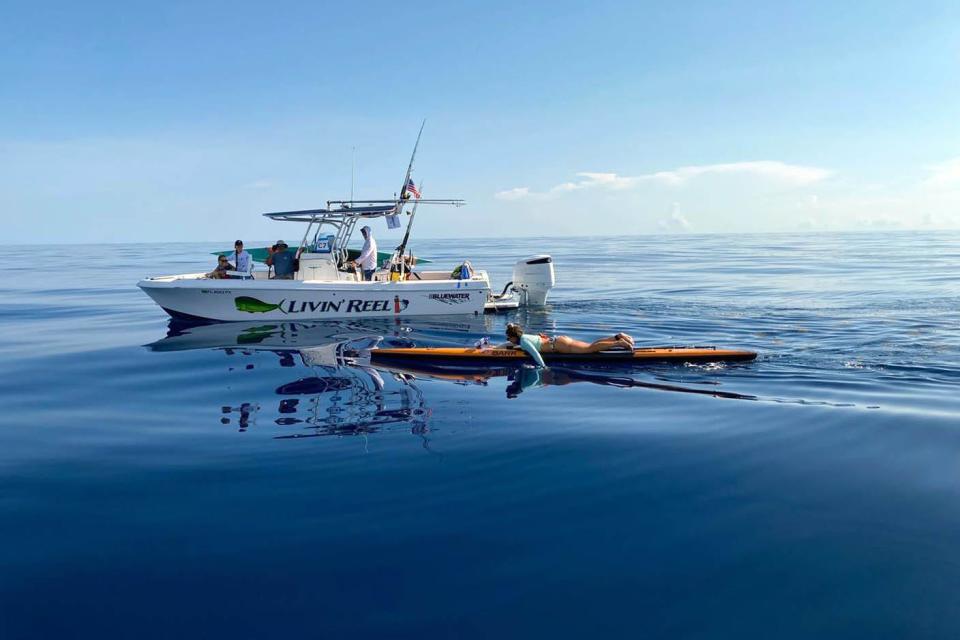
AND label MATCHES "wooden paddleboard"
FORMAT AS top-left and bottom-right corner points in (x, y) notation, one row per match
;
(371, 346), (758, 365)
